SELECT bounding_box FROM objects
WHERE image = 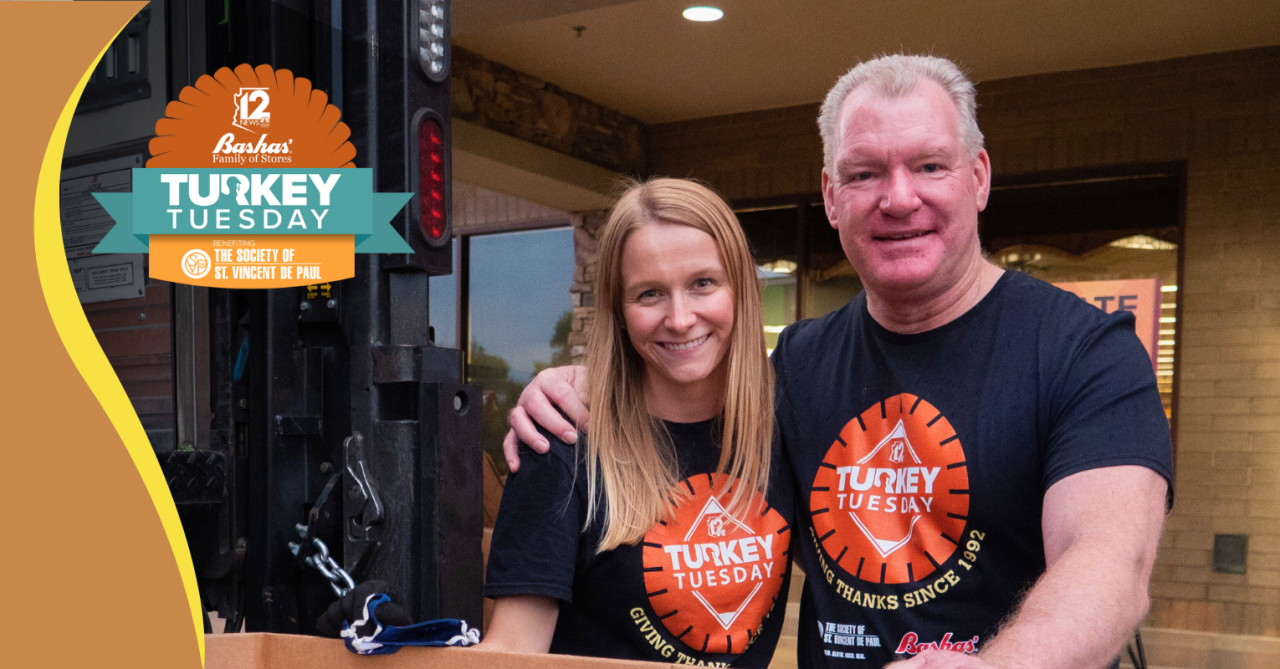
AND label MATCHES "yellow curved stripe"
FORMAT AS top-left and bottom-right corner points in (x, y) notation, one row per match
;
(32, 21), (205, 667)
